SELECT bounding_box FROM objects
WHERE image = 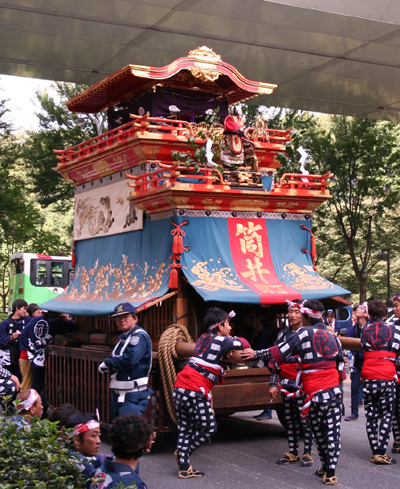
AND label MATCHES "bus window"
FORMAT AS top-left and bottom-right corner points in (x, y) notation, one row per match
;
(31, 260), (48, 287)
(11, 258), (24, 275)
(10, 253), (72, 313)
(51, 262), (64, 286)
(68, 262), (74, 282)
